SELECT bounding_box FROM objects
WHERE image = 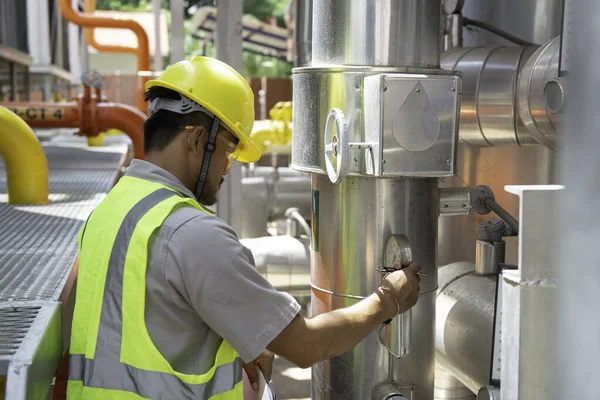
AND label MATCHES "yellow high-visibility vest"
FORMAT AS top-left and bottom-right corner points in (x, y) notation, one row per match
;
(67, 176), (243, 399)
